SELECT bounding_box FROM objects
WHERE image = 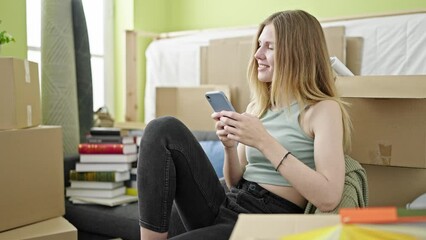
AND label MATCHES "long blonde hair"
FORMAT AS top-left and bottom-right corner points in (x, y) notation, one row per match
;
(247, 10), (352, 153)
